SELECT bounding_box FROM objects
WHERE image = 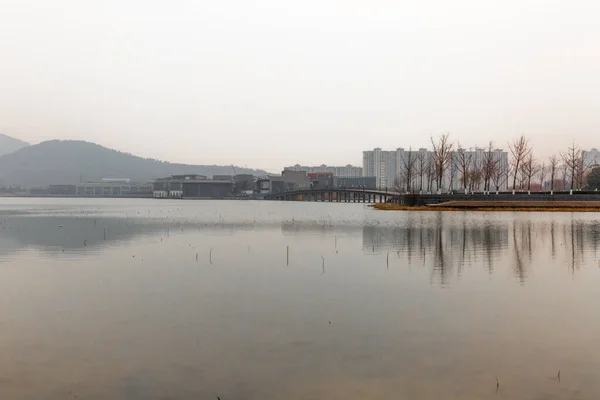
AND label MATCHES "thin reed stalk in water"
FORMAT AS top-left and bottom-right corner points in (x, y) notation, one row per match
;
(209, 248), (212, 265)
(287, 246), (289, 266)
